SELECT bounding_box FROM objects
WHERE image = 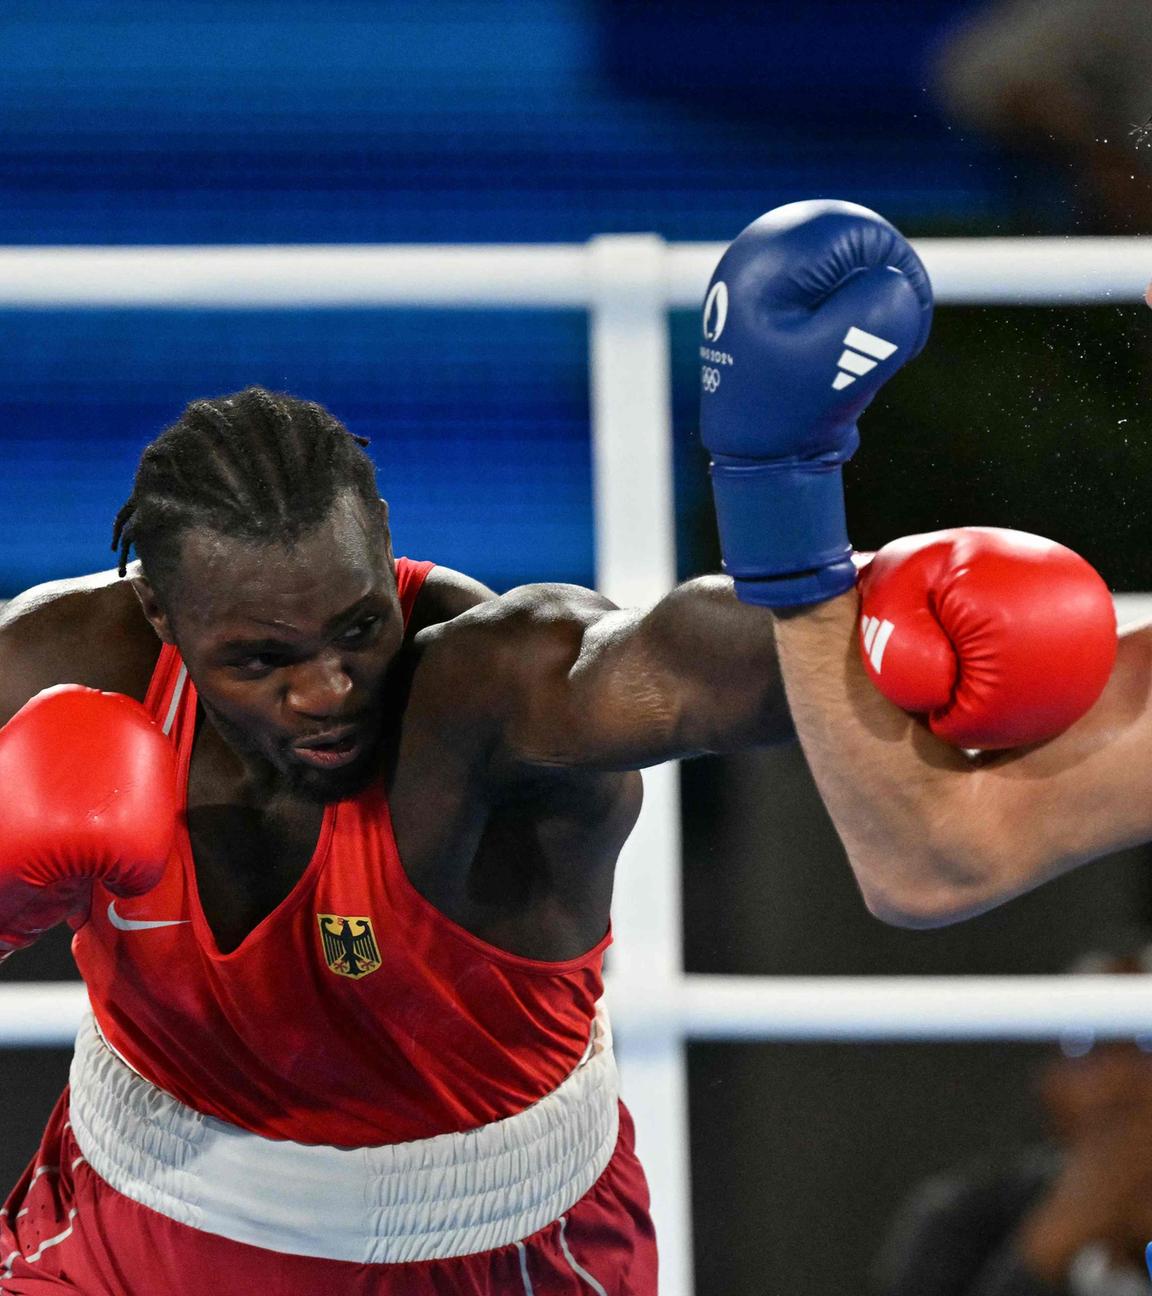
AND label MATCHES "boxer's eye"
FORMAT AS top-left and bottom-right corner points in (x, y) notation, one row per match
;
(338, 615), (380, 646)
(232, 651), (291, 676)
